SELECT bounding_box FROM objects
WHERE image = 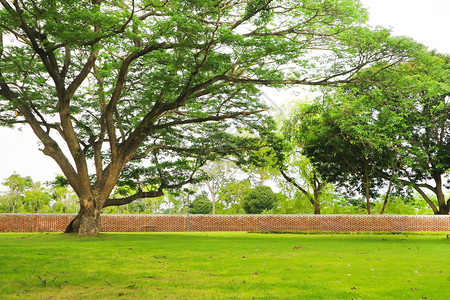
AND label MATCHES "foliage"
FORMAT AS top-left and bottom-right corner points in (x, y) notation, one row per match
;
(0, 0), (421, 233)
(287, 51), (450, 214)
(242, 185), (277, 214)
(277, 113), (334, 214)
(373, 197), (433, 215)
(284, 98), (396, 214)
(363, 52), (450, 214)
(0, 171), (441, 215)
(1, 173), (33, 213)
(0, 173), (78, 213)
(344, 52), (450, 214)
(215, 179), (251, 214)
(188, 195), (212, 214)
